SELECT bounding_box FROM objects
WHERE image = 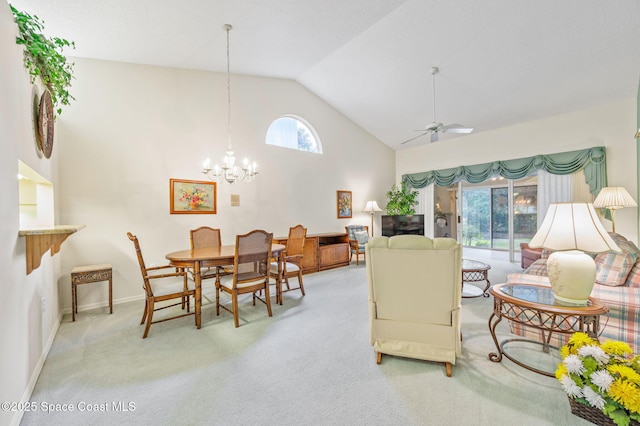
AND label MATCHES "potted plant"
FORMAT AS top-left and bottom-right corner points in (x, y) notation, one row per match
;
(556, 332), (640, 426)
(385, 182), (418, 215)
(11, 4), (76, 116)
